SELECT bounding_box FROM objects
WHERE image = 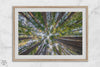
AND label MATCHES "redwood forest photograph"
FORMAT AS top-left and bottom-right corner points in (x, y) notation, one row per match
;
(18, 12), (82, 55)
